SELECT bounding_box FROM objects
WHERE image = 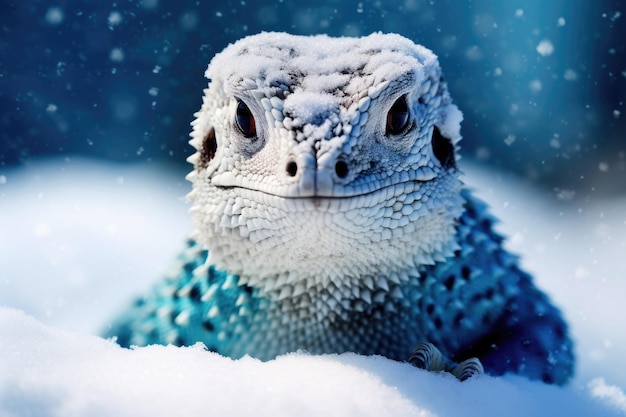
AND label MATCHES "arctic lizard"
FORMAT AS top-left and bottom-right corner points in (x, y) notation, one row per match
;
(105, 32), (574, 384)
